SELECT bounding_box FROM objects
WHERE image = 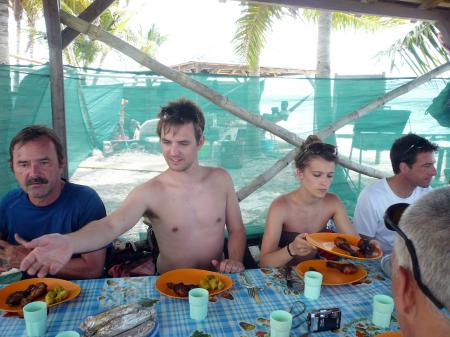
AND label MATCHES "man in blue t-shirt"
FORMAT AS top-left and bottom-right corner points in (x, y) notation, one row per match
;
(0, 125), (106, 279)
